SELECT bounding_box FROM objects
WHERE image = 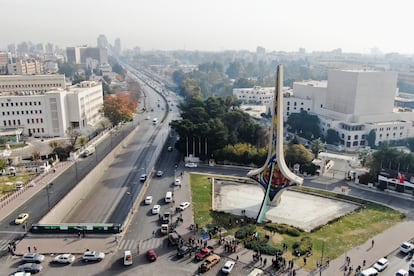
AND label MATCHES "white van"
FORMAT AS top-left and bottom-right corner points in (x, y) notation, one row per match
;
(248, 268), (264, 276)
(123, 250), (132, 266)
(358, 267), (378, 276)
(165, 191), (172, 203)
(15, 181), (23, 190)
